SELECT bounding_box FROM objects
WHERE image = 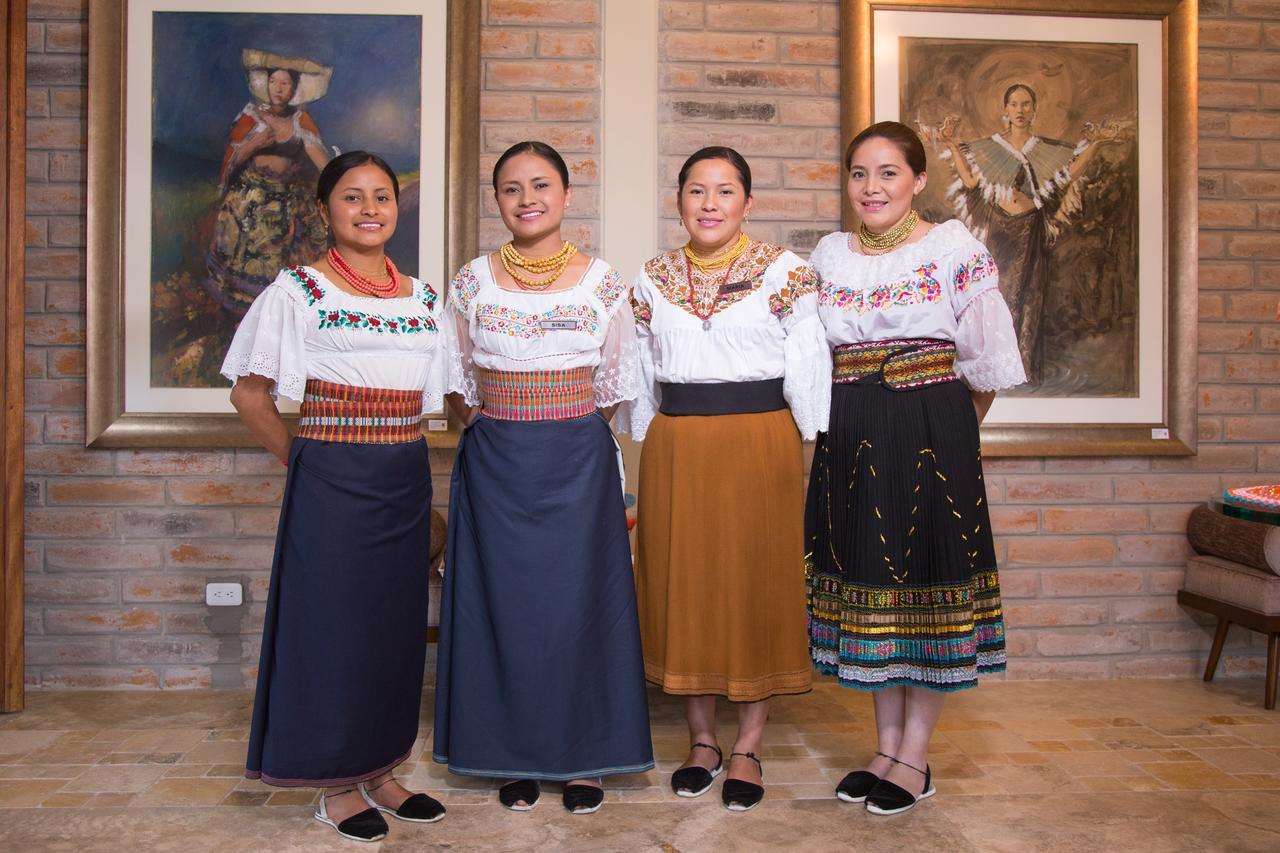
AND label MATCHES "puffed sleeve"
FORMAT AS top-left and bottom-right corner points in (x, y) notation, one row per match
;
(947, 236), (1027, 391)
(442, 267), (481, 407)
(591, 269), (640, 408)
(220, 276), (308, 401)
(768, 254), (832, 440)
(421, 281), (446, 414)
(613, 271), (661, 440)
